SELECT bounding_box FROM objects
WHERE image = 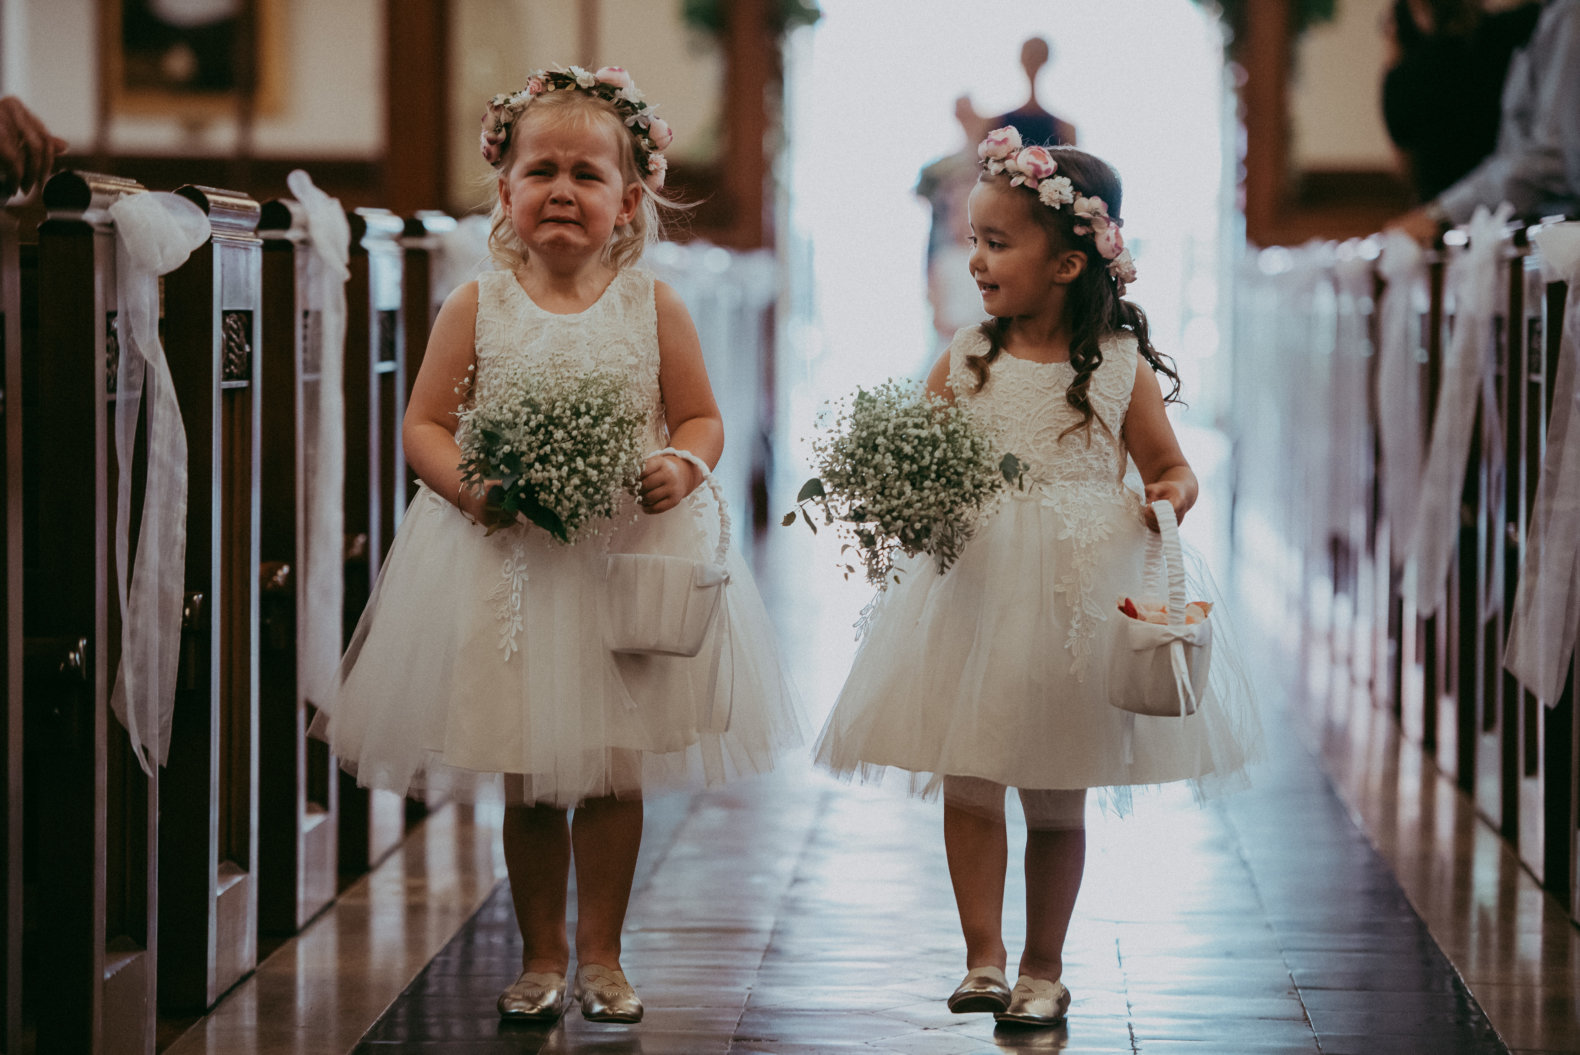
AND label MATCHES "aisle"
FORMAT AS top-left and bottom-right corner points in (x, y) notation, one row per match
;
(351, 703), (1502, 1054)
